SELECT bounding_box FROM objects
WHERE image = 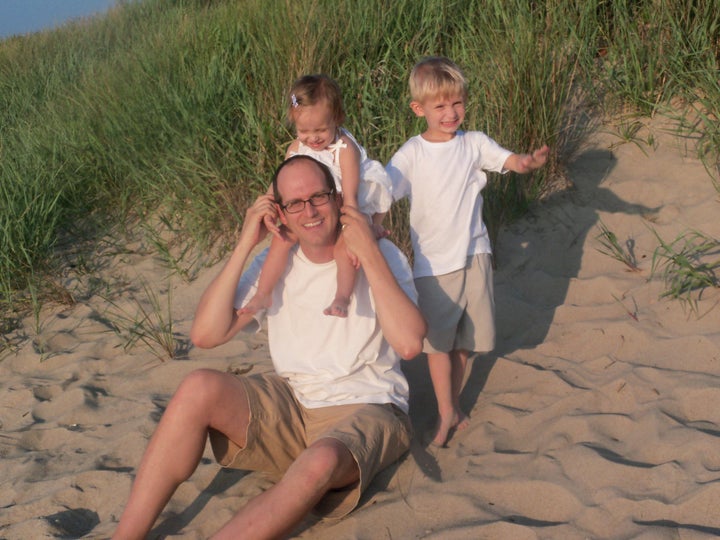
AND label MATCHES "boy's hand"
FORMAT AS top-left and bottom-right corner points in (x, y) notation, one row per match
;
(509, 145), (550, 174)
(515, 145), (550, 174)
